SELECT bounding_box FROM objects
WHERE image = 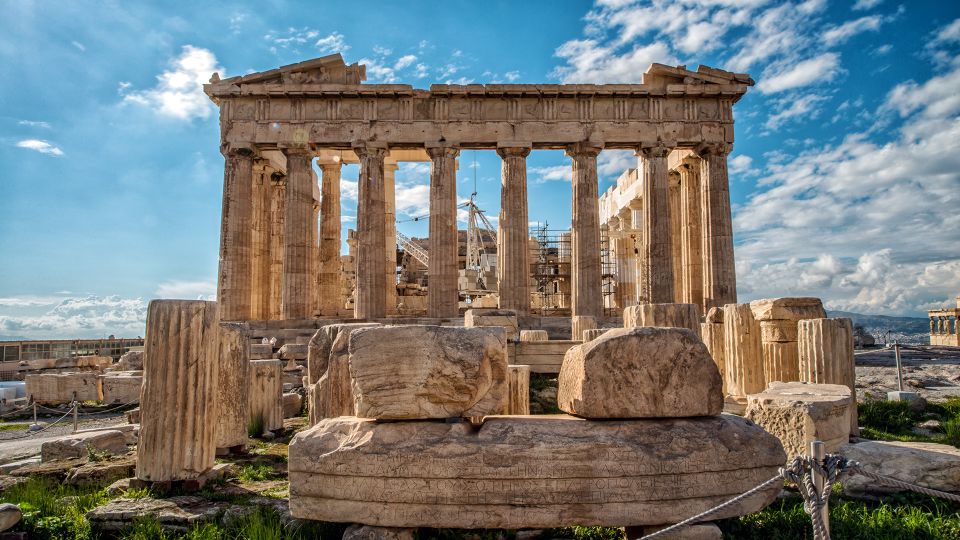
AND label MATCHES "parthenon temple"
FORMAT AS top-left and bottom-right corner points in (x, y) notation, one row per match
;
(204, 53), (751, 335)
